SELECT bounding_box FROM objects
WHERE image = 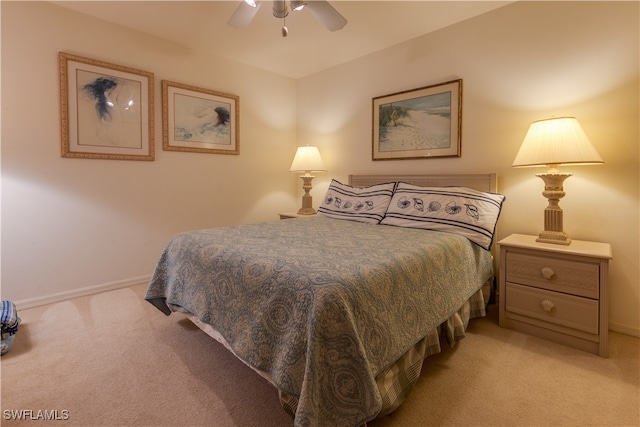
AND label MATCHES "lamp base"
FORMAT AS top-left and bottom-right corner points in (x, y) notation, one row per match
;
(297, 207), (317, 215)
(297, 174), (316, 215)
(535, 172), (573, 246)
(537, 231), (572, 245)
